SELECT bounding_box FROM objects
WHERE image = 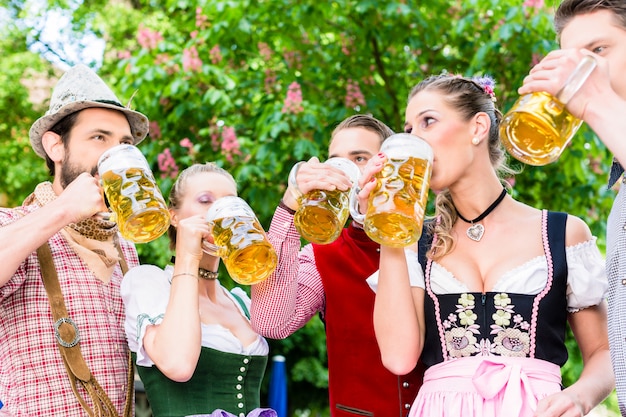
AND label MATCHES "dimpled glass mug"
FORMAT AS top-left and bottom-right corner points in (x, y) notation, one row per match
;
(500, 55), (597, 166)
(293, 157), (360, 245)
(350, 133), (433, 248)
(203, 196), (277, 285)
(97, 144), (171, 243)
